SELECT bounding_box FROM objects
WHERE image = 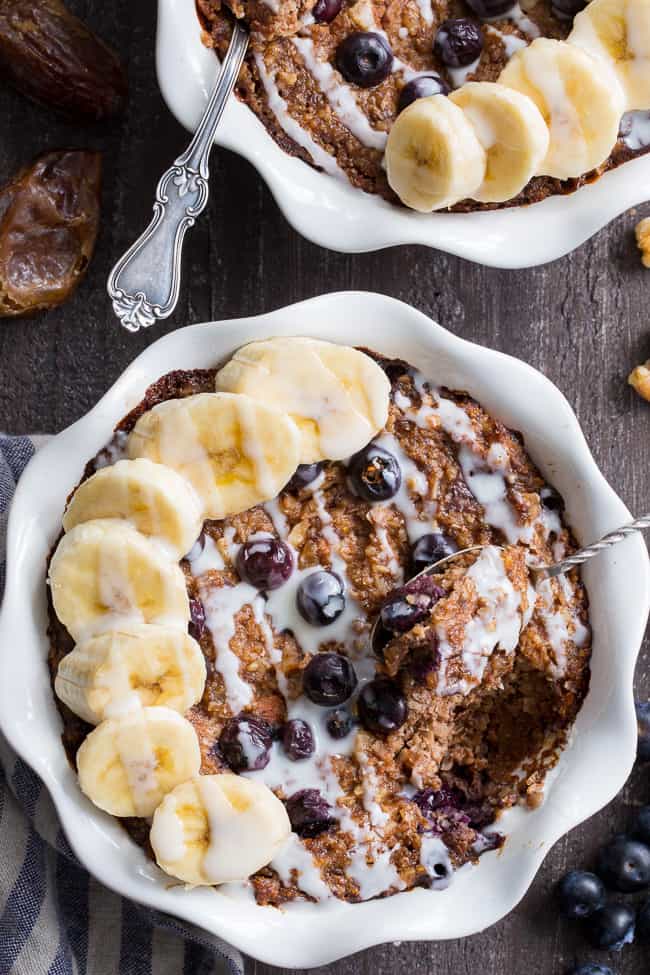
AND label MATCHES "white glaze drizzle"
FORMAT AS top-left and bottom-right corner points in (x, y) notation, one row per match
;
(436, 545), (527, 695)
(486, 24), (528, 59)
(252, 51), (345, 178)
(448, 55), (481, 90)
(187, 533), (225, 575)
(292, 37), (389, 151)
